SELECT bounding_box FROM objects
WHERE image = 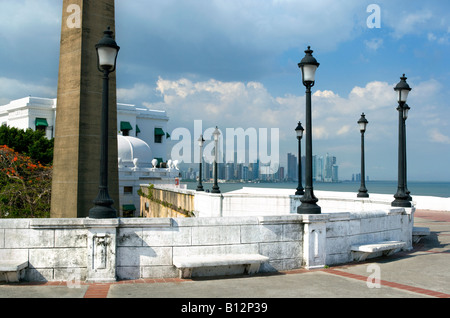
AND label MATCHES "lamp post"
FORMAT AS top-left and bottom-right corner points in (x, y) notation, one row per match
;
(89, 27), (120, 219)
(196, 135), (205, 191)
(403, 104), (412, 201)
(211, 127), (221, 194)
(297, 46), (321, 214)
(295, 122), (304, 195)
(392, 74), (412, 208)
(357, 113), (369, 198)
